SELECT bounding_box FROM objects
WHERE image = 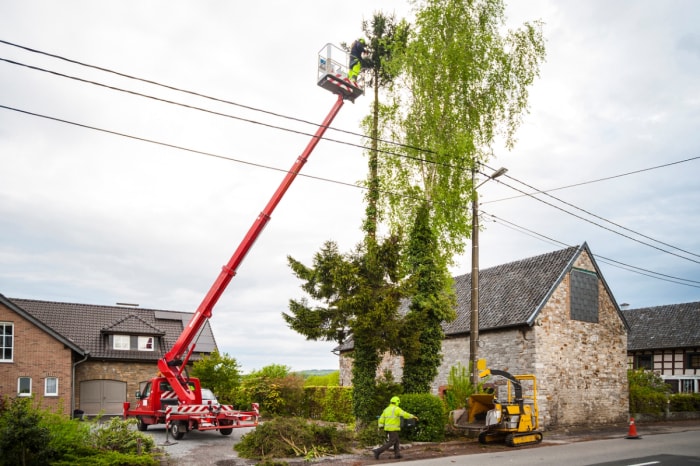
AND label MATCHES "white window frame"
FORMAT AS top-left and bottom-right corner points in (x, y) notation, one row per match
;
(1, 322), (13, 362)
(137, 336), (154, 351)
(45, 377), (59, 396)
(113, 334), (130, 350)
(18, 376), (32, 396)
